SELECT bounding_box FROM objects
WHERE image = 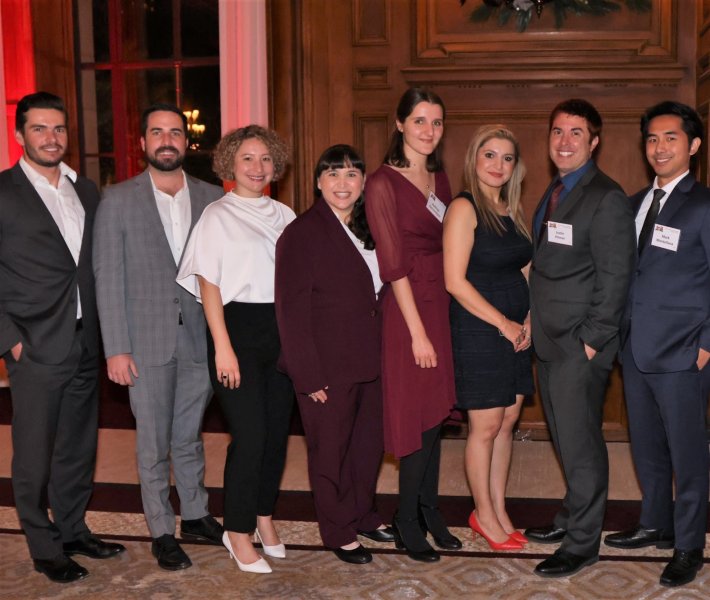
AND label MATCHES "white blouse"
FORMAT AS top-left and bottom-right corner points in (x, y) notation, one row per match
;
(340, 221), (383, 296)
(177, 192), (296, 304)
